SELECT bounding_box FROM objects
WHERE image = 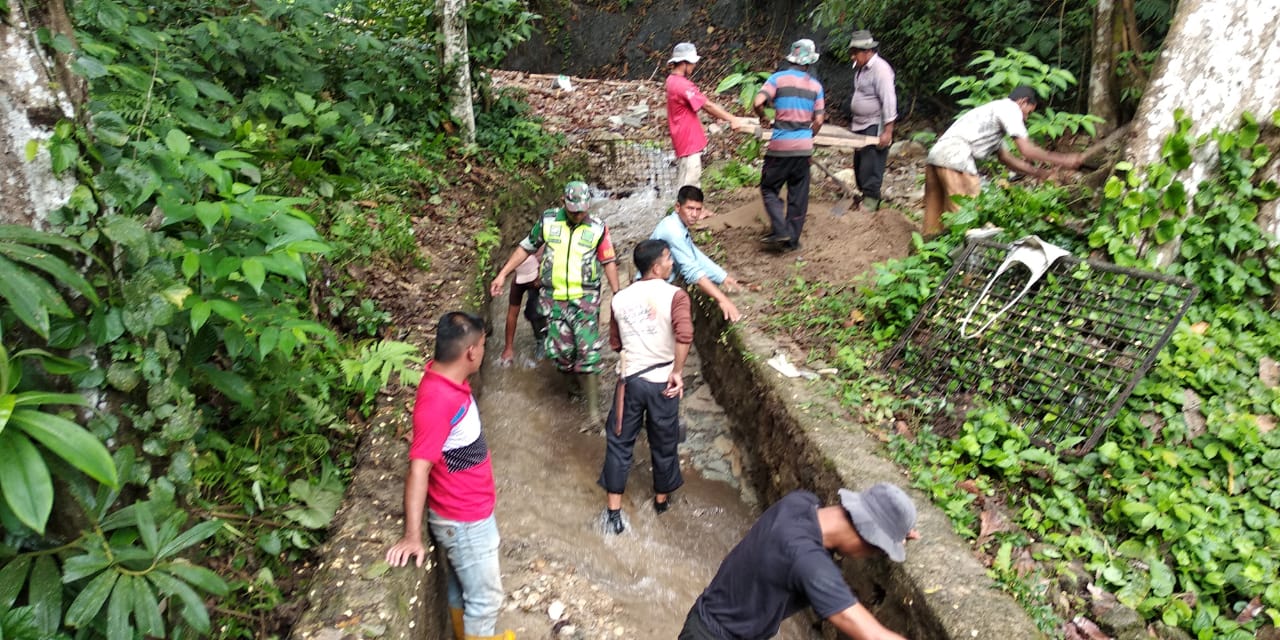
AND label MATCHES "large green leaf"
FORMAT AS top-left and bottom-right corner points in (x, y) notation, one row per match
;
(127, 573), (164, 638)
(65, 569), (118, 628)
(0, 224), (90, 256)
(0, 242), (98, 304)
(0, 254), (63, 337)
(156, 520), (223, 559)
(163, 561), (228, 596)
(9, 409), (118, 488)
(0, 430), (53, 533)
(283, 478), (342, 529)
(106, 574), (132, 640)
(9, 382), (90, 406)
(148, 570), (211, 633)
(28, 556), (61, 636)
(0, 394), (13, 432)
(0, 557), (32, 611)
